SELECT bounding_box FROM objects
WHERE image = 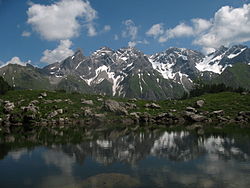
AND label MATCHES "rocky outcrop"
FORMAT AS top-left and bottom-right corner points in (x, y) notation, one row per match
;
(103, 100), (128, 115)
